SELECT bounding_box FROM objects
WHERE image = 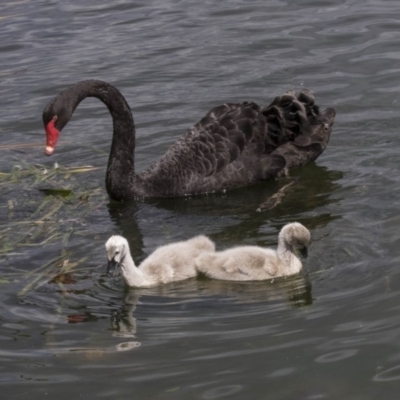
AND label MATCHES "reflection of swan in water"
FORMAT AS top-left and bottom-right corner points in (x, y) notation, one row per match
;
(111, 293), (139, 338)
(106, 235), (215, 287)
(135, 164), (342, 218)
(111, 292), (141, 351)
(108, 273), (313, 343)
(195, 223), (310, 281)
(195, 272), (313, 308)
